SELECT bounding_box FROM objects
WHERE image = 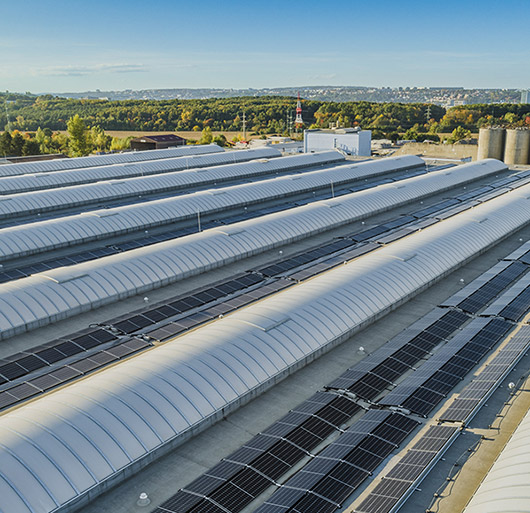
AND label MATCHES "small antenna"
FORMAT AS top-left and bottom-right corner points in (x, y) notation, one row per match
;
(295, 91), (304, 132)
